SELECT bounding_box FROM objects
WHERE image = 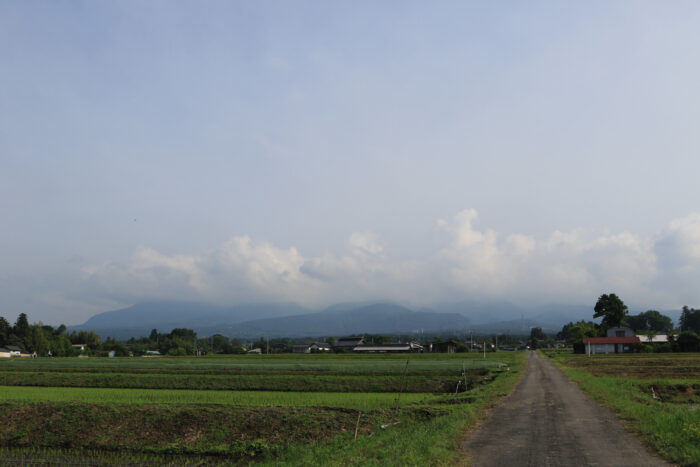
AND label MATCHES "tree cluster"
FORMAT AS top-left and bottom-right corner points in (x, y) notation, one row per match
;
(126, 328), (246, 356)
(555, 294), (700, 353)
(680, 307), (700, 333)
(624, 310), (674, 333)
(0, 313), (101, 356)
(557, 321), (599, 344)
